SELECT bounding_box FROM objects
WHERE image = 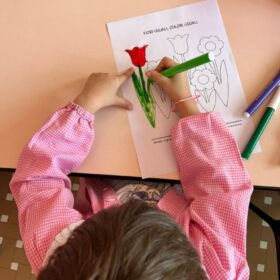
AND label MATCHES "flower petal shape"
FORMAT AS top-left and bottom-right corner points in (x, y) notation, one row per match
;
(198, 36), (224, 57)
(125, 45), (148, 67)
(190, 68), (216, 91)
(167, 34), (189, 55)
